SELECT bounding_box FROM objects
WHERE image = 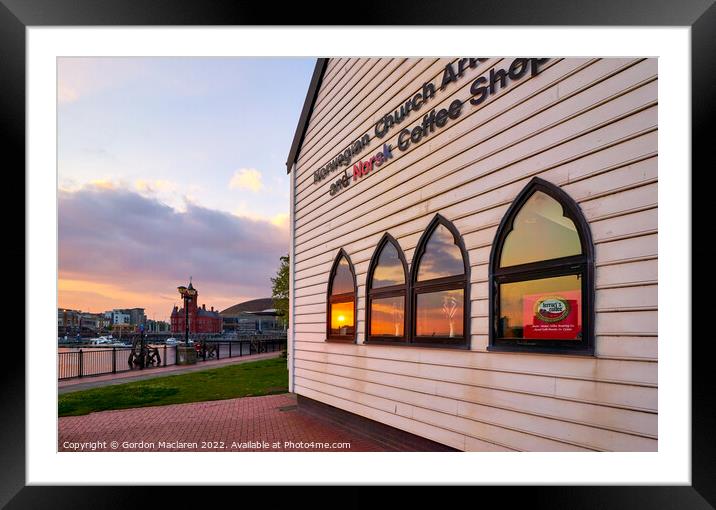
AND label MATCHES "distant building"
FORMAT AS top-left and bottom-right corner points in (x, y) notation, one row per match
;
(127, 308), (147, 326)
(58, 309), (111, 337)
(170, 281), (222, 334)
(220, 298), (285, 334)
(111, 310), (131, 327)
(104, 308), (147, 332)
(146, 319), (171, 333)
